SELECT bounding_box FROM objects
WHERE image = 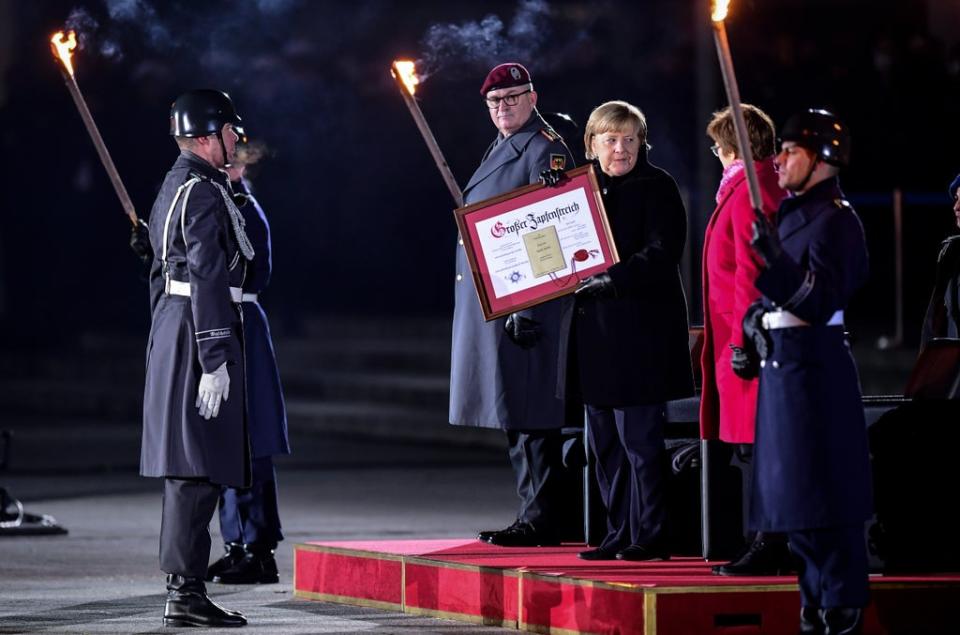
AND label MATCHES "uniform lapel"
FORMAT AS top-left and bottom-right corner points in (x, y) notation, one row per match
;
(777, 178), (840, 241)
(778, 206), (813, 241)
(463, 116), (539, 198)
(463, 137), (520, 195)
